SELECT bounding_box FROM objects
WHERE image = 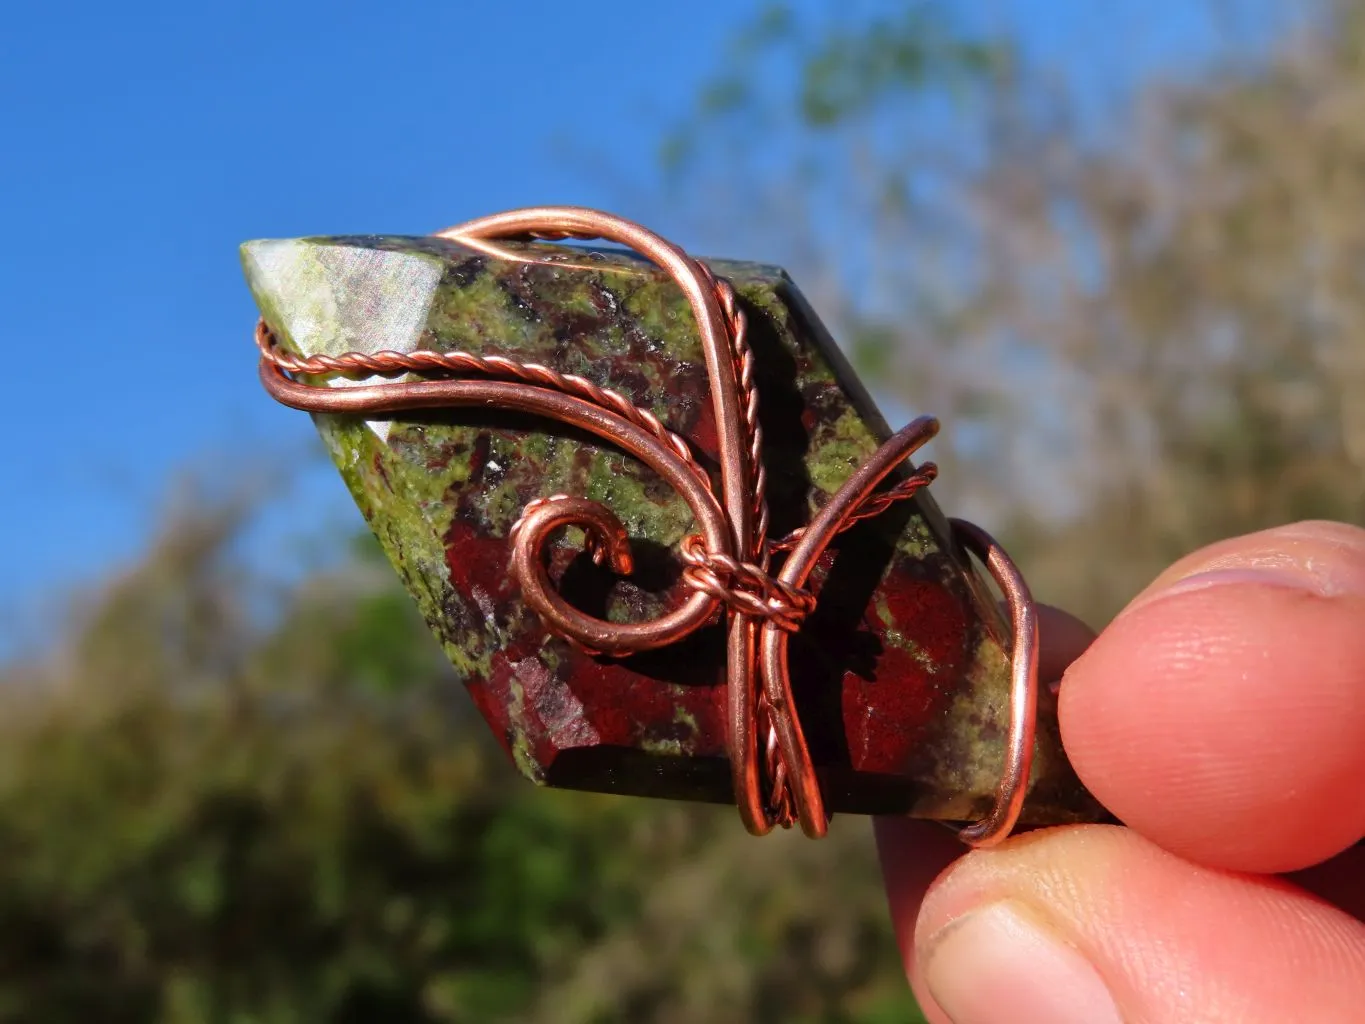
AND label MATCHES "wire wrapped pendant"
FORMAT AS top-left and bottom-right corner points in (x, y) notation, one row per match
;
(242, 206), (1103, 845)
